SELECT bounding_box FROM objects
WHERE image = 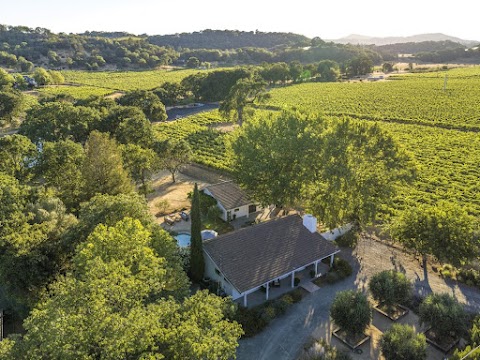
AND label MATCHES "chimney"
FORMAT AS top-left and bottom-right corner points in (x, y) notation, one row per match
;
(303, 214), (317, 233)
